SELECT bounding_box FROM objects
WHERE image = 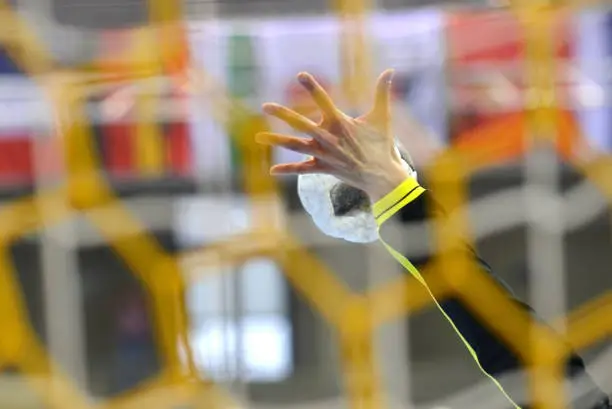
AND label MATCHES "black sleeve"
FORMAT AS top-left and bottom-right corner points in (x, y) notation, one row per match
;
(379, 189), (524, 374)
(374, 182), (609, 409)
